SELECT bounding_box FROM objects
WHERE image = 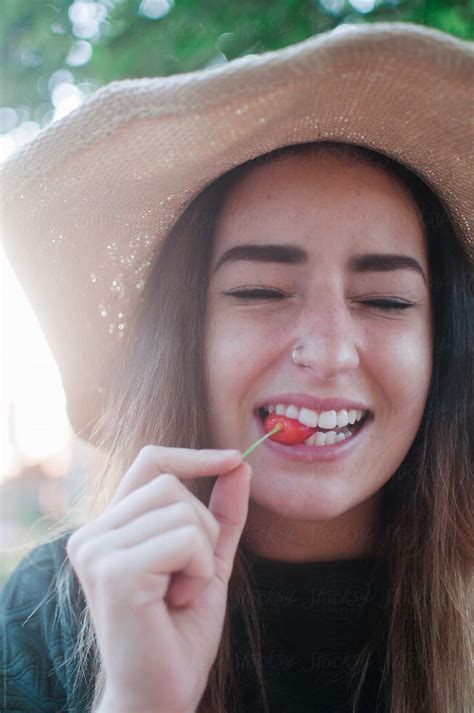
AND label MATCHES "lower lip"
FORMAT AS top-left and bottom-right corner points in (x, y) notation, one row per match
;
(254, 413), (372, 463)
